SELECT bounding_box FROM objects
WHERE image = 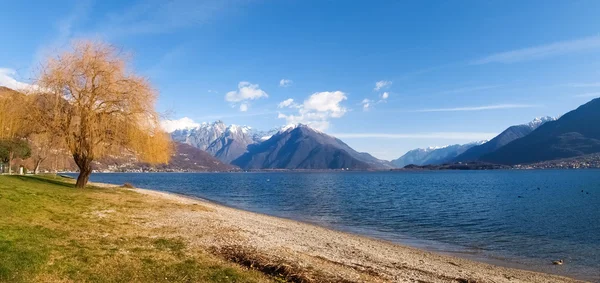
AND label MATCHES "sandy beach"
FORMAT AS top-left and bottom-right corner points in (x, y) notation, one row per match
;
(89, 181), (584, 283)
